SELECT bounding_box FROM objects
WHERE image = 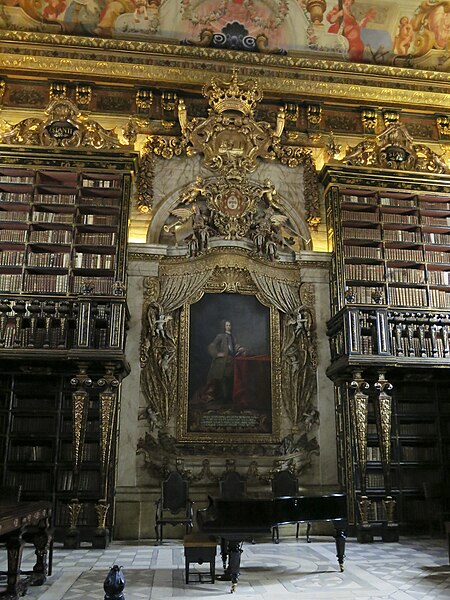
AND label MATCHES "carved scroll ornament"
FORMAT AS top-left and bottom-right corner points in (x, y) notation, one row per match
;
(0, 96), (123, 149)
(342, 122), (449, 174)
